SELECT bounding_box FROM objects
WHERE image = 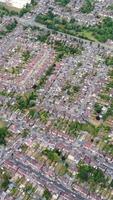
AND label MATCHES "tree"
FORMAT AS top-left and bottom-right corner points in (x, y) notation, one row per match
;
(0, 124), (9, 145)
(94, 103), (102, 114)
(43, 188), (52, 200)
